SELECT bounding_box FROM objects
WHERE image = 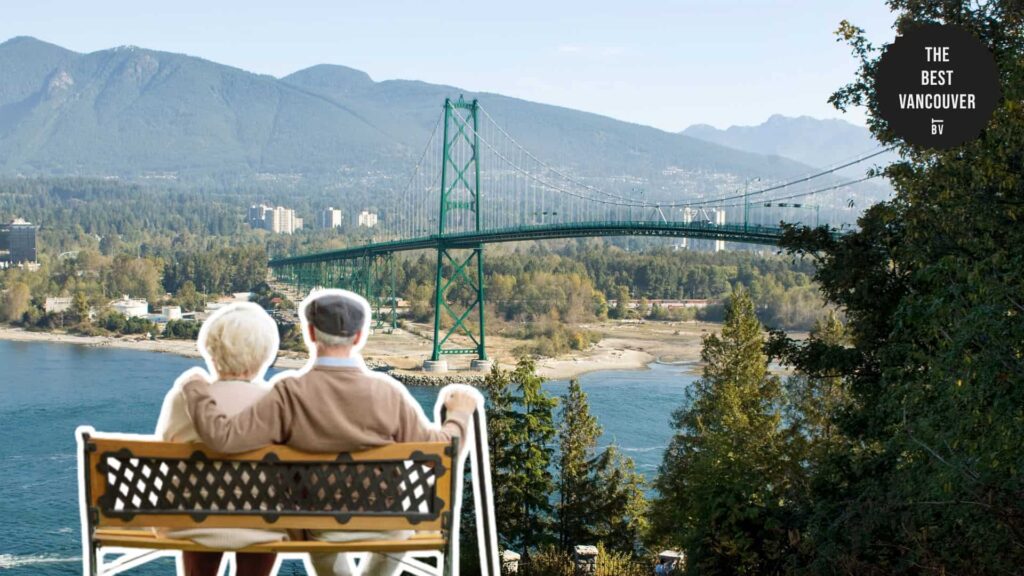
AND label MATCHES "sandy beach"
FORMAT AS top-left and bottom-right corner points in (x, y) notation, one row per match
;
(0, 326), (310, 369)
(0, 319), (721, 379)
